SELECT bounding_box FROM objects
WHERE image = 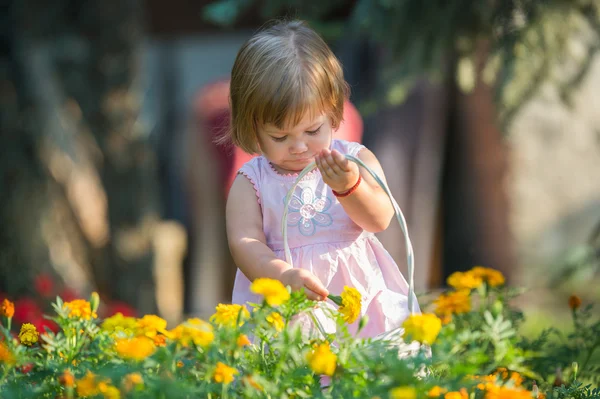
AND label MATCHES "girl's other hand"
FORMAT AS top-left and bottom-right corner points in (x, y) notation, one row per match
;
(279, 268), (329, 301)
(315, 149), (360, 193)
